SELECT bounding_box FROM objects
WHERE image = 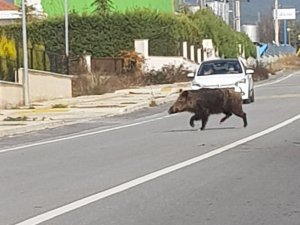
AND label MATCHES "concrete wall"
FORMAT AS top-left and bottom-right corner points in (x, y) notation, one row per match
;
(0, 69), (73, 109)
(17, 69), (73, 103)
(144, 56), (198, 72)
(135, 39), (199, 72)
(0, 81), (23, 108)
(144, 56), (186, 71)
